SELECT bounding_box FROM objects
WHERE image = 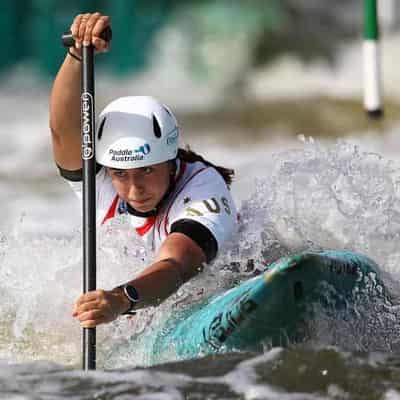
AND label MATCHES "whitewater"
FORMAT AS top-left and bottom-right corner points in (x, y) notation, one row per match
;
(1, 33), (400, 399)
